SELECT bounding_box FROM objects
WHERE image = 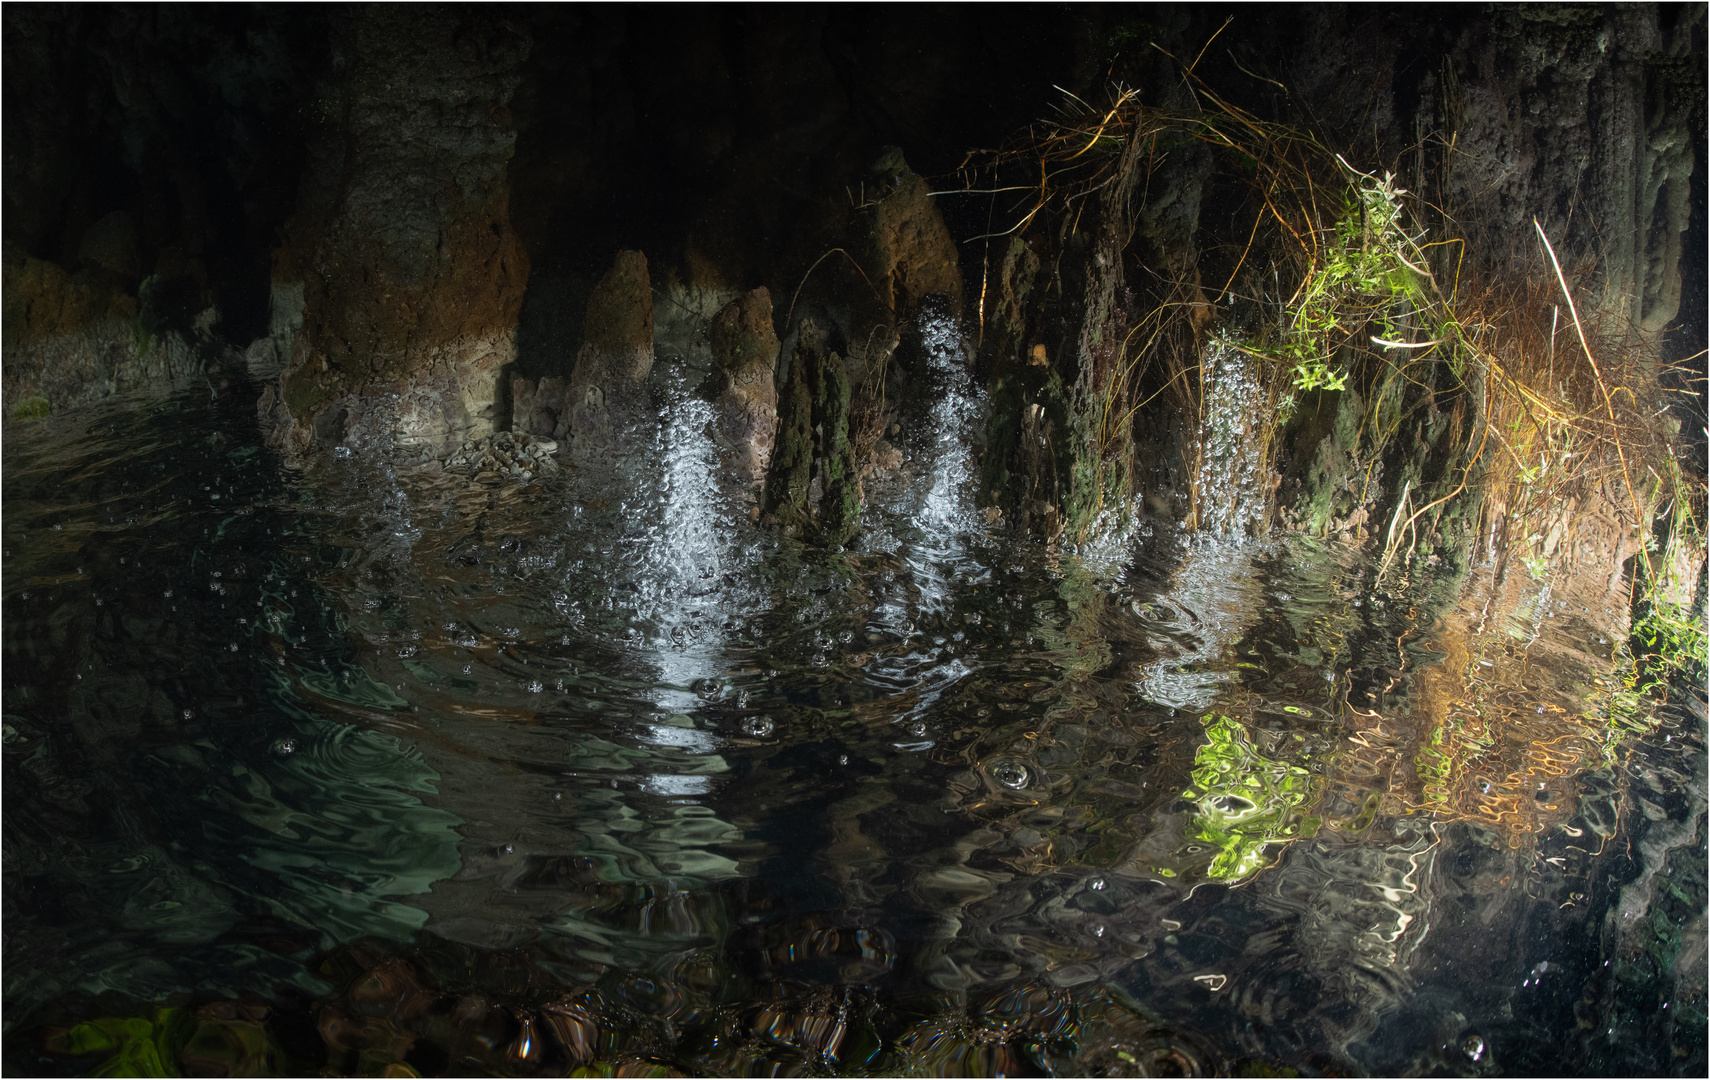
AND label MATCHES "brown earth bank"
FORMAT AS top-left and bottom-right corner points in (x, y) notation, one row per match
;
(4, 3), (1704, 617)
